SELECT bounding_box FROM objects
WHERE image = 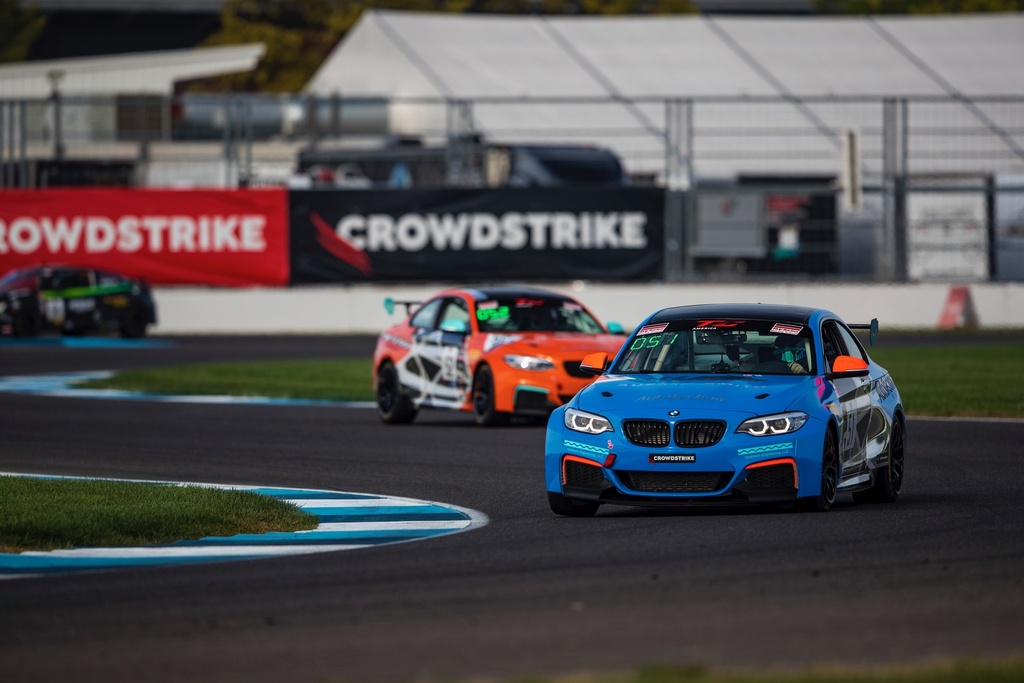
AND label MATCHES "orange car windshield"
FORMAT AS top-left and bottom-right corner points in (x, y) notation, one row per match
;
(475, 297), (603, 334)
